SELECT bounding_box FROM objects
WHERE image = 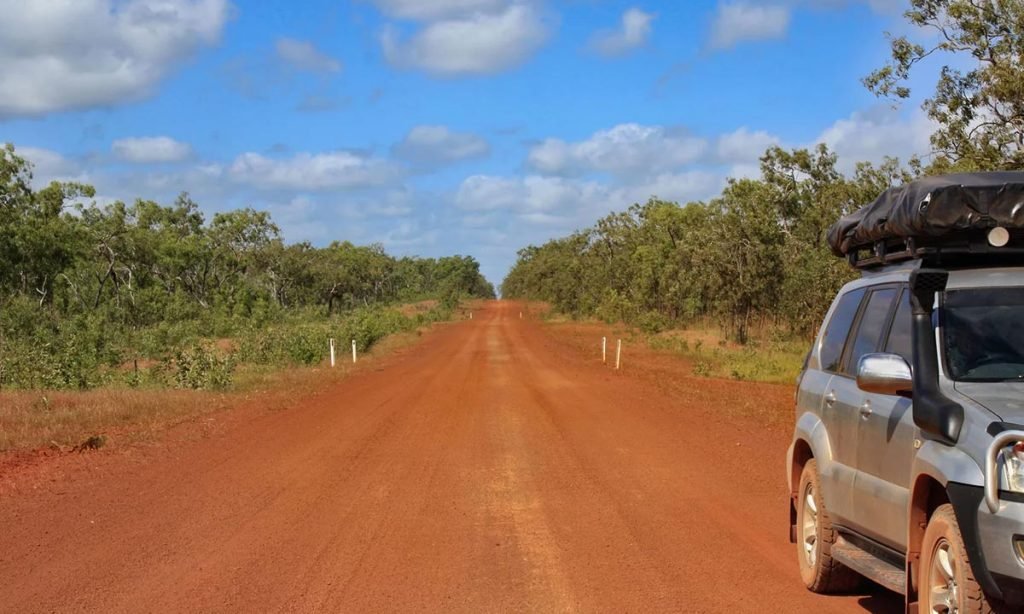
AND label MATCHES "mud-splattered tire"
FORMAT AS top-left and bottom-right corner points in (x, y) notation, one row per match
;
(919, 504), (995, 613)
(796, 459), (861, 593)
